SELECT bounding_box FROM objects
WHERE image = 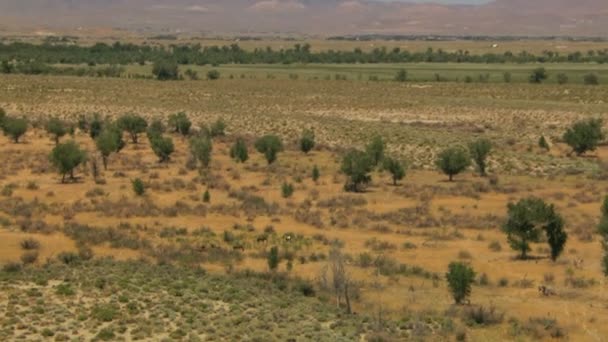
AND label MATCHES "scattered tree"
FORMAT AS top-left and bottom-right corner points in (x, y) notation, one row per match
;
(382, 157), (405, 185)
(563, 118), (604, 156)
(502, 197), (567, 261)
(321, 248), (352, 314)
(394, 69), (408, 82)
(436, 146), (471, 181)
(152, 60), (179, 80)
(529, 67), (548, 84)
(598, 196), (608, 277)
(341, 149), (373, 192)
(281, 182), (294, 198)
(230, 138), (249, 163)
(49, 140), (87, 183)
(189, 134), (213, 170)
(366, 135), (385, 168)
(168, 112), (191, 136)
(45, 118), (68, 145)
(0, 107), (6, 128)
(446, 262), (476, 305)
(89, 115), (104, 139)
(149, 134), (174, 163)
(299, 129), (316, 154)
(2, 117), (28, 143)
(95, 127), (124, 170)
(468, 139), (492, 176)
(117, 113), (148, 144)
(255, 135), (283, 164)
(203, 189), (211, 203)
(210, 118), (226, 137)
